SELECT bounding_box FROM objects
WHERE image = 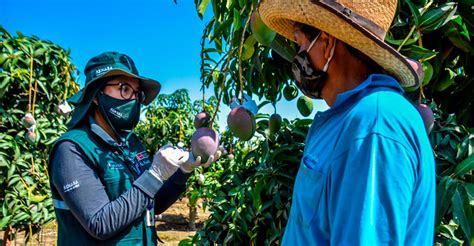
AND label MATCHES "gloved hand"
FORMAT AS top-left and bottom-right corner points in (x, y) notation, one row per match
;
(149, 144), (187, 182)
(179, 147), (223, 173)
